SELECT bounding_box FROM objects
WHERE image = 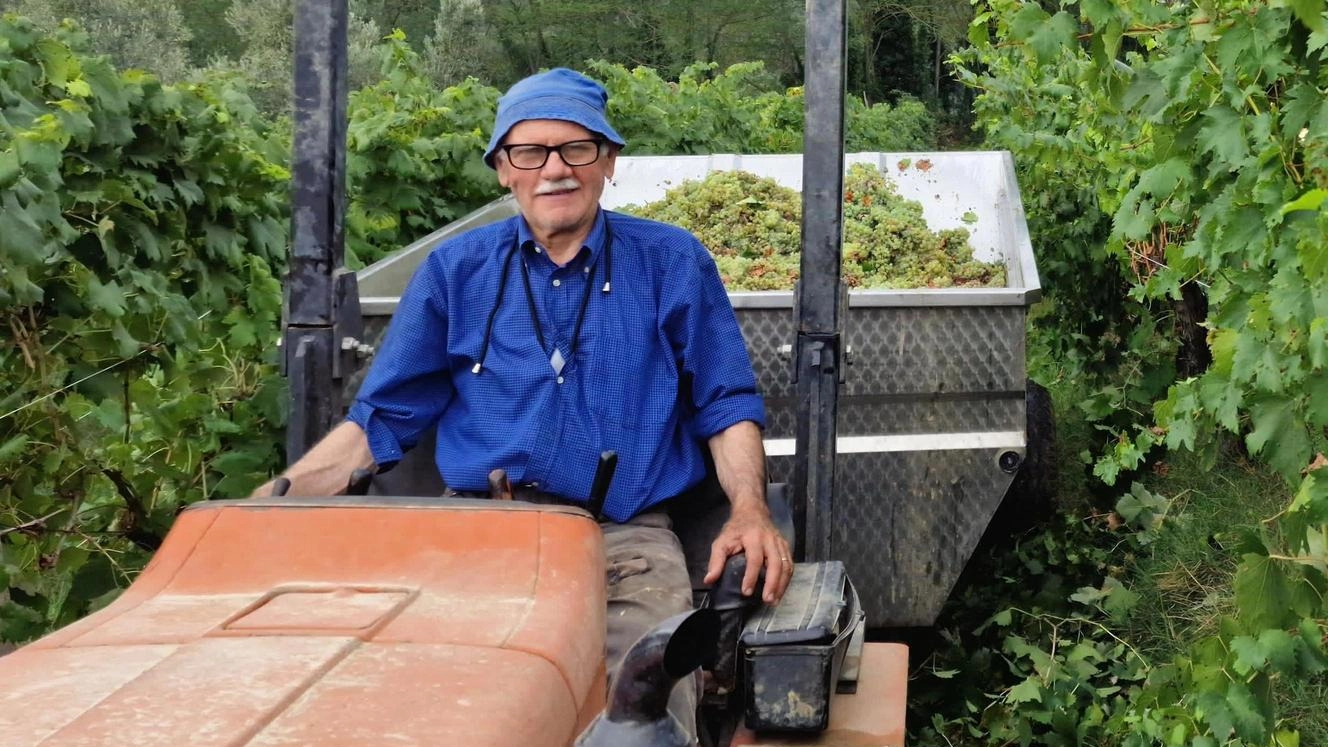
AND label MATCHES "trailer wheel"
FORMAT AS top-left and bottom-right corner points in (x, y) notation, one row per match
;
(995, 380), (1058, 532)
